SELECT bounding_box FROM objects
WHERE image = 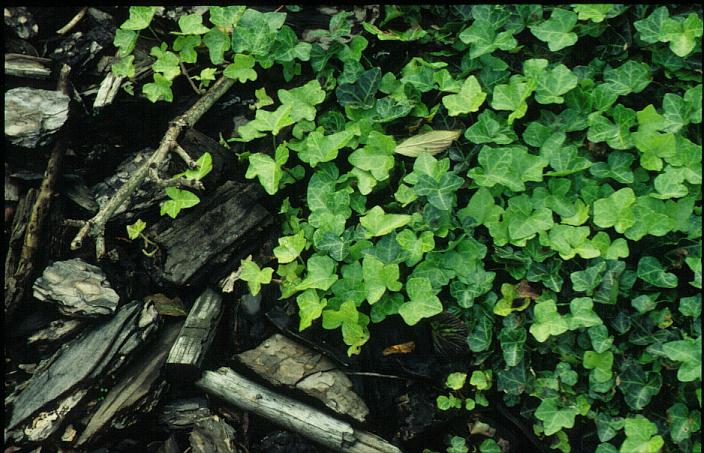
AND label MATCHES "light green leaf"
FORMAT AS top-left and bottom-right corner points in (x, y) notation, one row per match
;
(573, 4), (614, 22)
(362, 255), (402, 304)
(534, 64), (578, 104)
(150, 45), (181, 81)
(160, 187), (200, 219)
(491, 76), (534, 124)
(543, 225), (600, 260)
(245, 146), (288, 195)
(660, 337), (701, 382)
(223, 54), (257, 82)
(442, 76), (487, 116)
(121, 6), (157, 31)
(620, 416), (664, 453)
(603, 61), (652, 96)
(530, 298), (568, 342)
(633, 6), (669, 43)
(395, 130), (461, 158)
(468, 145), (547, 192)
(529, 8), (579, 52)
(667, 403), (701, 443)
(593, 188), (636, 233)
(660, 13), (704, 57)
(589, 151), (634, 183)
(143, 73), (173, 103)
(583, 350), (614, 382)
(111, 55), (135, 78)
(113, 28), (138, 57)
(398, 277), (443, 326)
(295, 254), (338, 292)
(360, 206), (411, 238)
(273, 230), (306, 264)
(296, 129), (354, 167)
(503, 195), (554, 242)
(493, 283), (530, 316)
(464, 110), (517, 145)
(445, 372), (467, 390)
(535, 397), (580, 436)
(175, 152), (213, 181)
(240, 255), (274, 296)
(278, 79), (326, 122)
(297, 289), (326, 330)
(349, 131), (395, 180)
(570, 261), (607, 293)
(240, 104), (294, 137)
(459, 19), (517, 58)
(126, 219), (146, 240)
